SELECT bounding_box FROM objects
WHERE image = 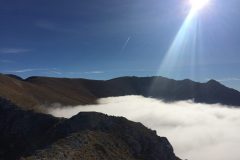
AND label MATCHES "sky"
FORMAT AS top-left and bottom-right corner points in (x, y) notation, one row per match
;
(0, 0), (240, 90)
